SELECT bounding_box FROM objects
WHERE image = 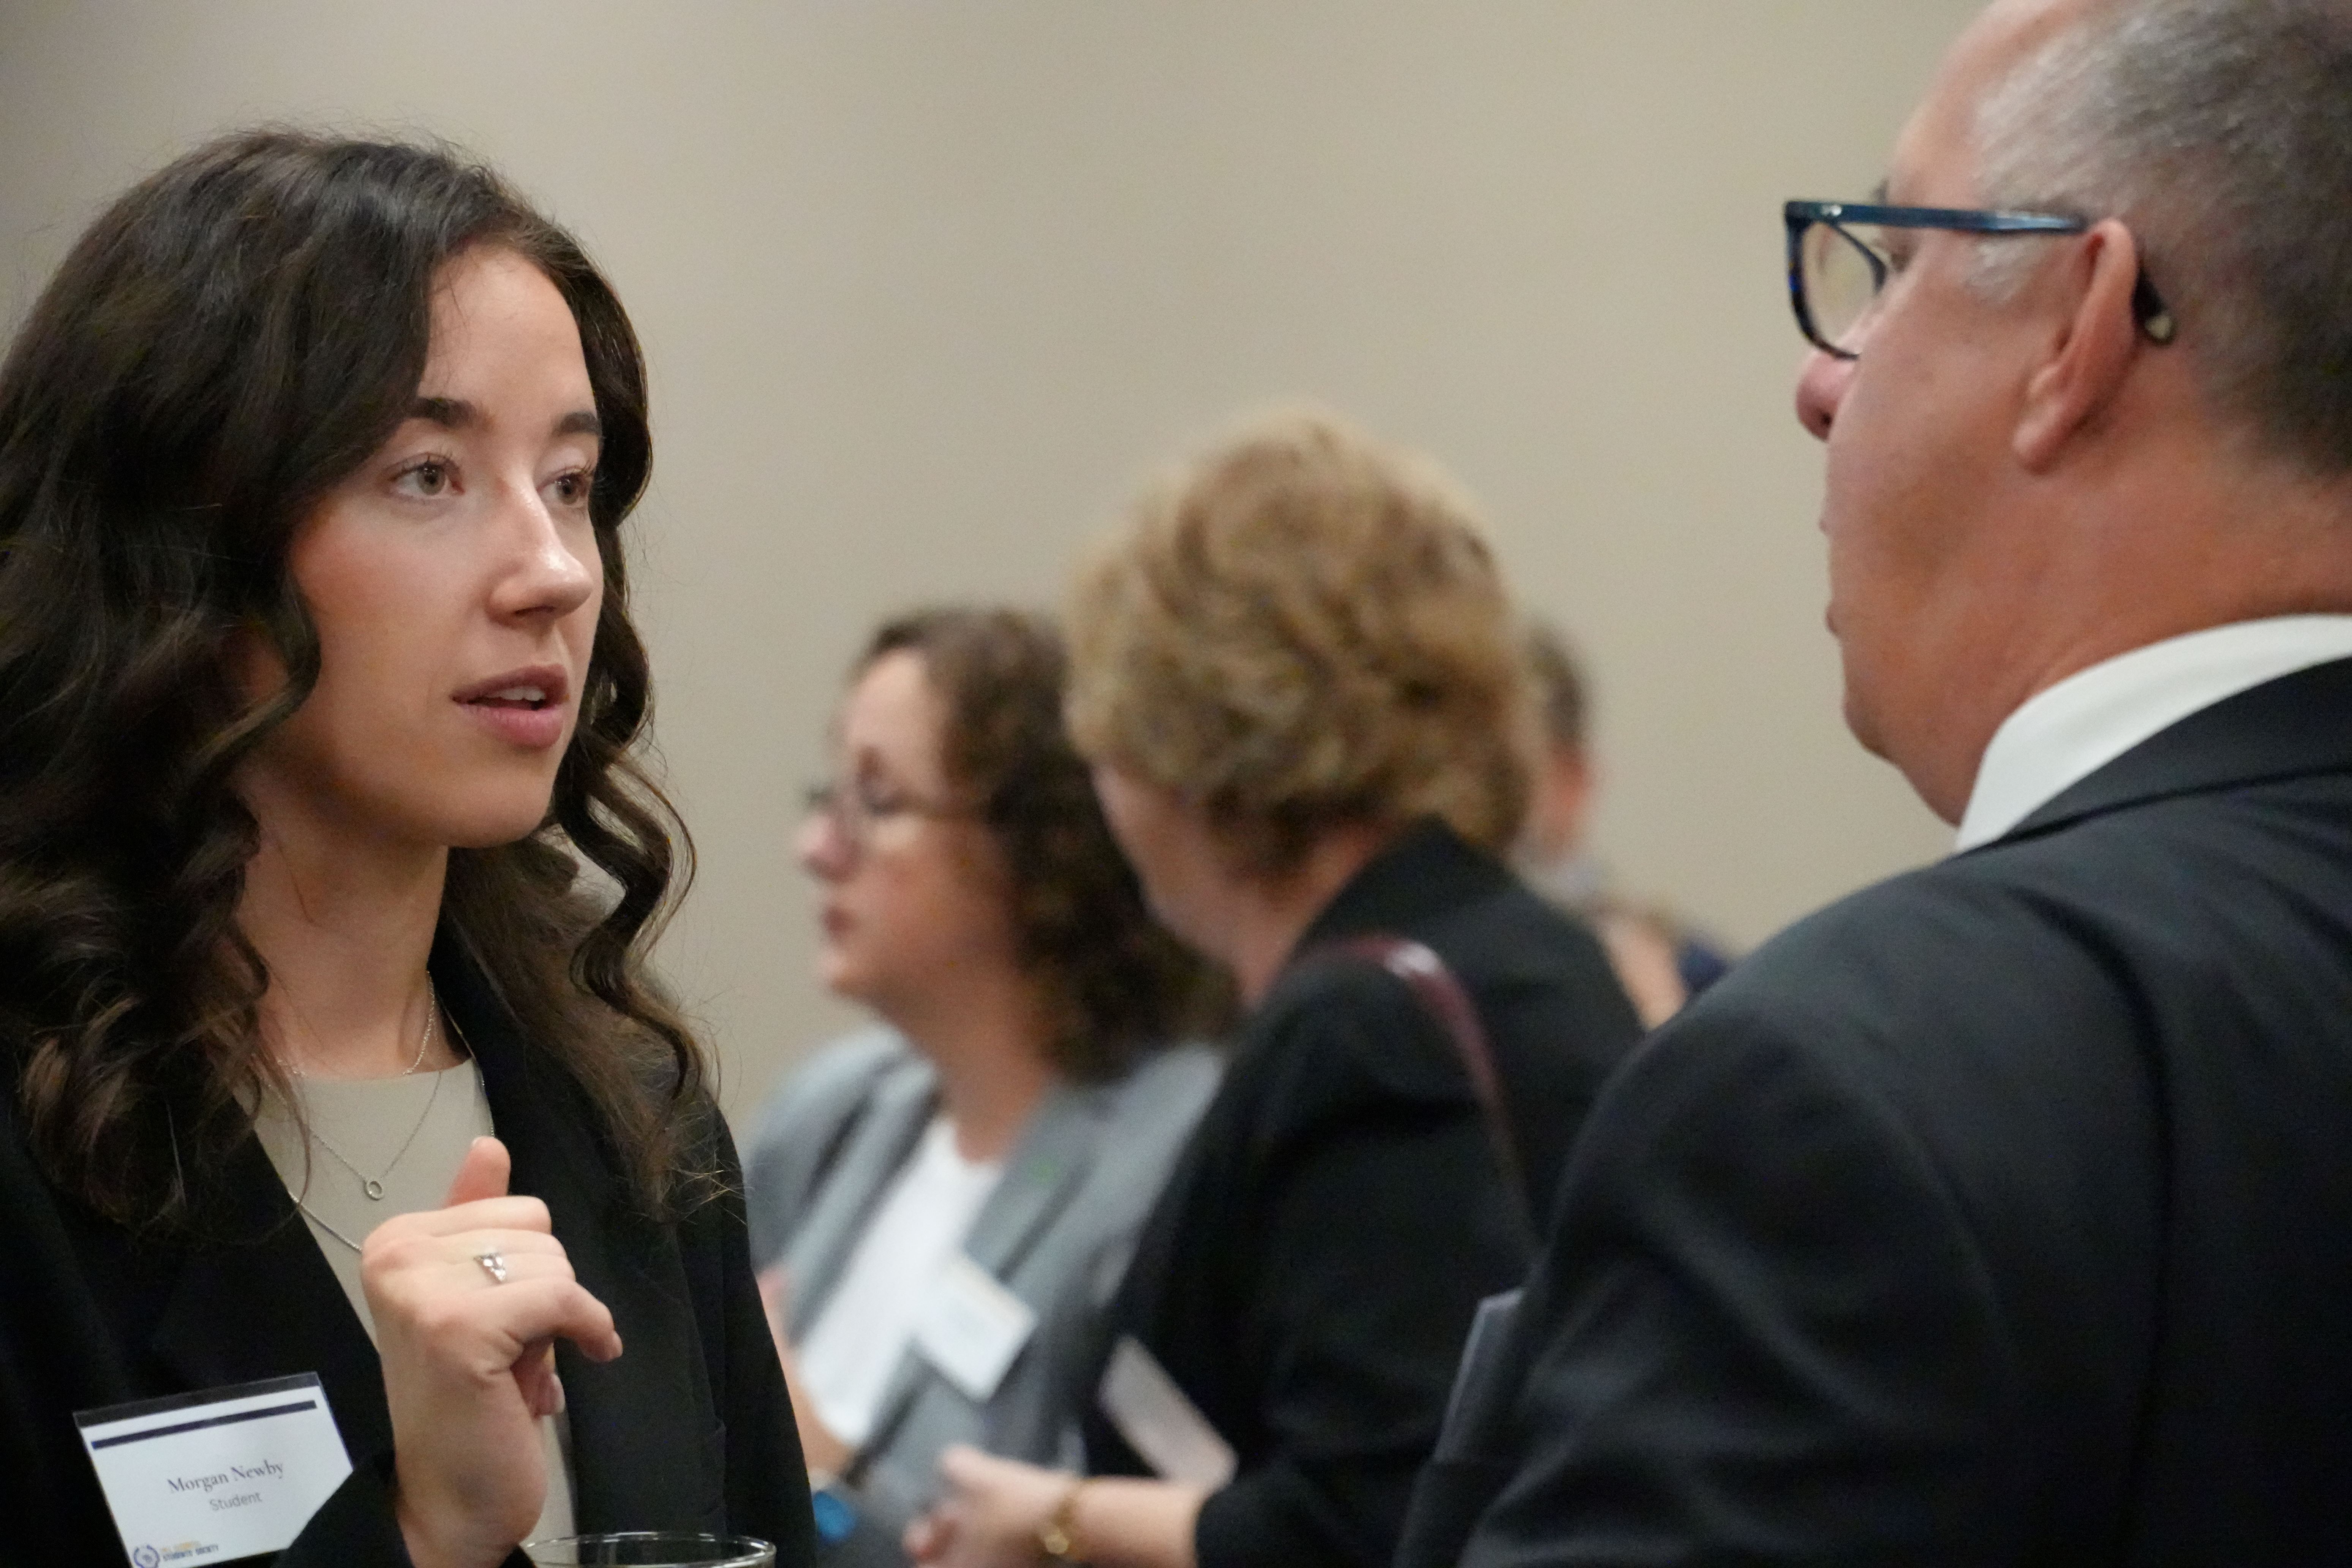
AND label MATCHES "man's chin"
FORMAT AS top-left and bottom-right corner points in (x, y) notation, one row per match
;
(1840, 679), (1895, 764)
(1843, 680), (1974, 824)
